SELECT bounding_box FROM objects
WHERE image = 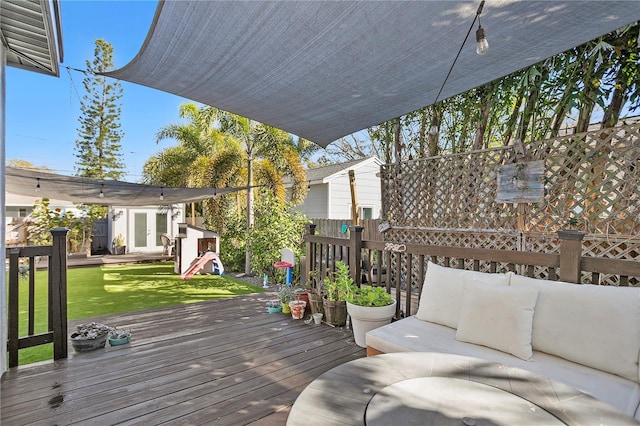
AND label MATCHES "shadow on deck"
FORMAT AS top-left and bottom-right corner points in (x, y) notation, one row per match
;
(1, 293), (365, 425)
